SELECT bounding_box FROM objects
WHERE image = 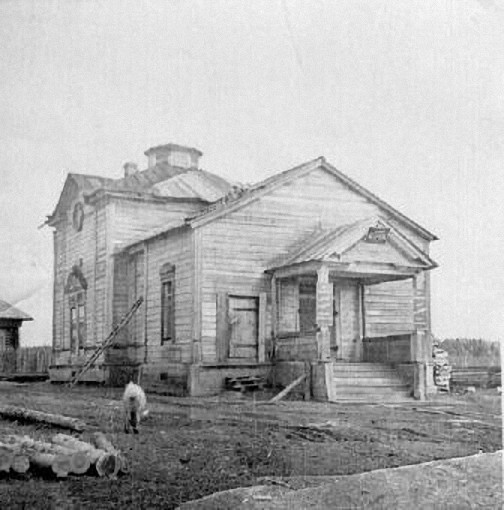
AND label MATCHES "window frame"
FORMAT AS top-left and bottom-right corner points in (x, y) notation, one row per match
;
(69, 291), (86, 352)
(160, 263), (176, 344)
